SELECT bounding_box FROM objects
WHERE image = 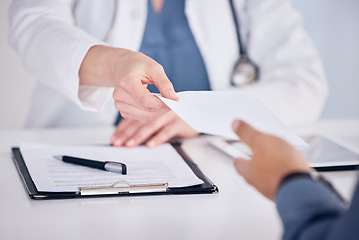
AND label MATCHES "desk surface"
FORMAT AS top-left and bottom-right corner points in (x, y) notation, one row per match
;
(0, 119), (358, 240)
